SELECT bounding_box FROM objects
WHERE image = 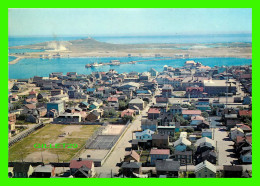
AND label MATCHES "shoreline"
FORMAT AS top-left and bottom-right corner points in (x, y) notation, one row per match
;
(8, 54), (252, 65)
